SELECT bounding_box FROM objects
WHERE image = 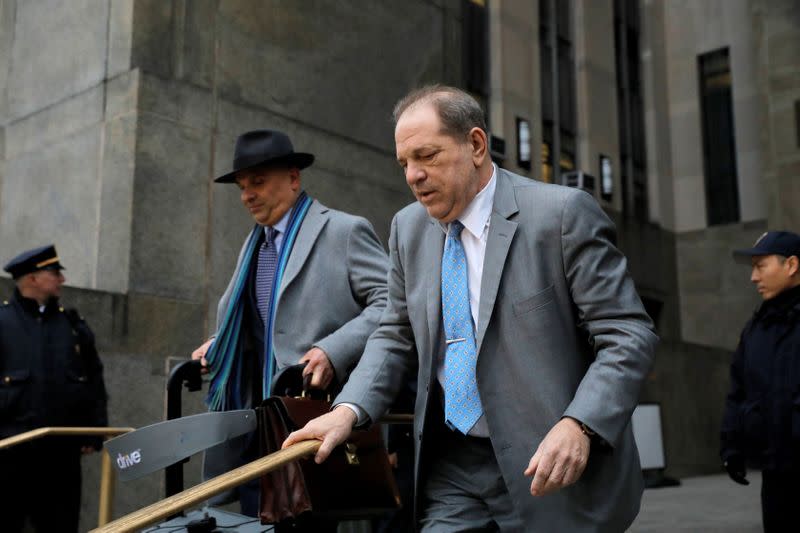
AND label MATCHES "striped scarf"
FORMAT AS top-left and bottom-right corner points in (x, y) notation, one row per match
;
(205, 192), (313, 411)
